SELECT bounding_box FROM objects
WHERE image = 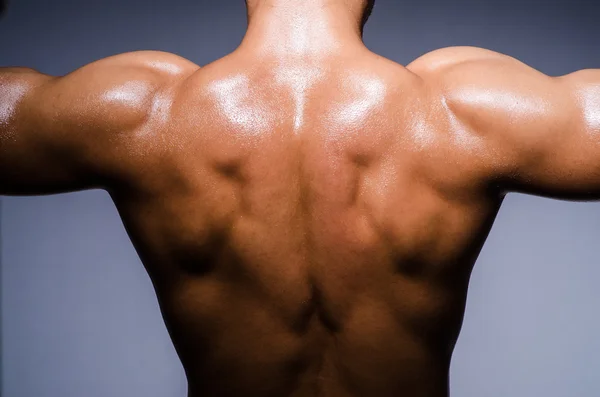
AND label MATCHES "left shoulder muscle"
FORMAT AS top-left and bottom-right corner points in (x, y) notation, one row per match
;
(0, 51), (200, 195)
